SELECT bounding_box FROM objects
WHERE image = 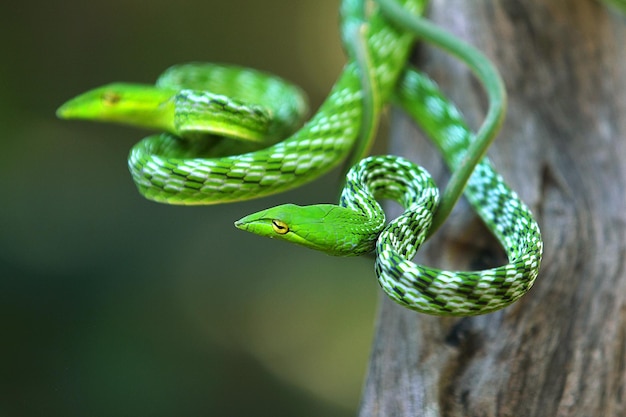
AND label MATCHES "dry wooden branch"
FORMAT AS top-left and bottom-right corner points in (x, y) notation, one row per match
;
(359, 1), (626, 416)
